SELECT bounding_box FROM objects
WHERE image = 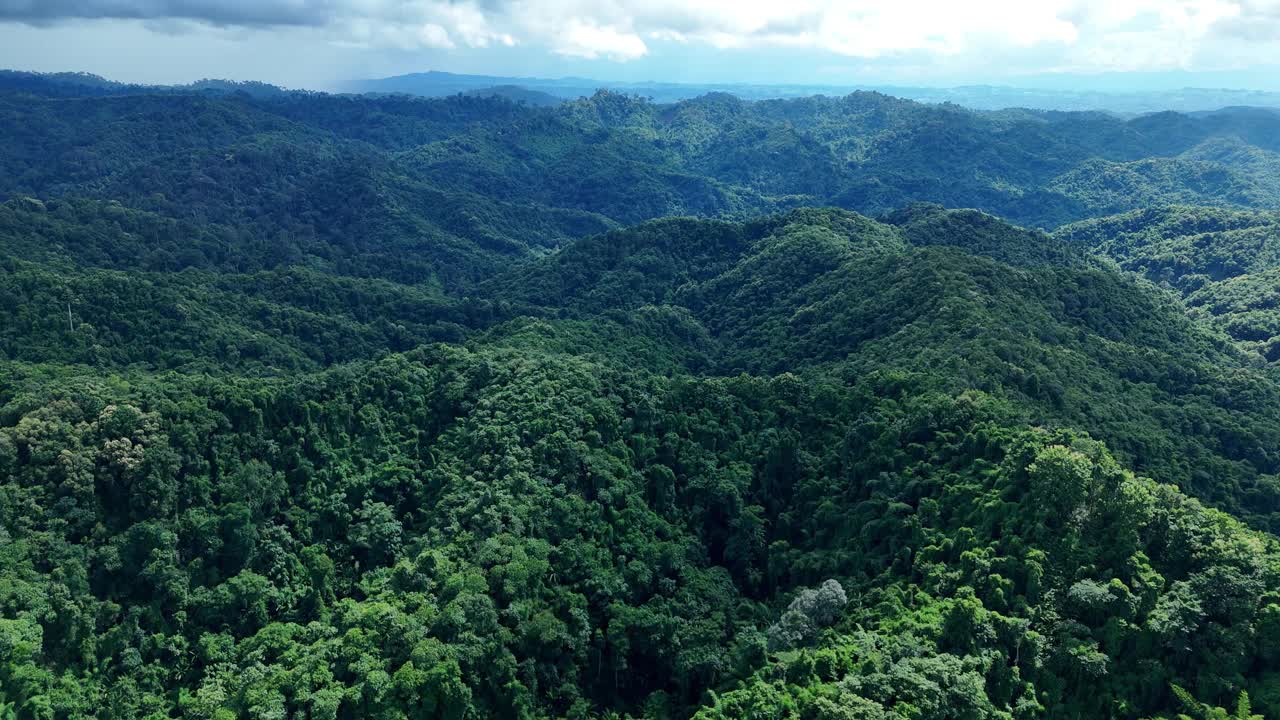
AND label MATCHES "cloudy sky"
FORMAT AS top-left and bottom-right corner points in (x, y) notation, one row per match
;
(1, 0), (1279, 90)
